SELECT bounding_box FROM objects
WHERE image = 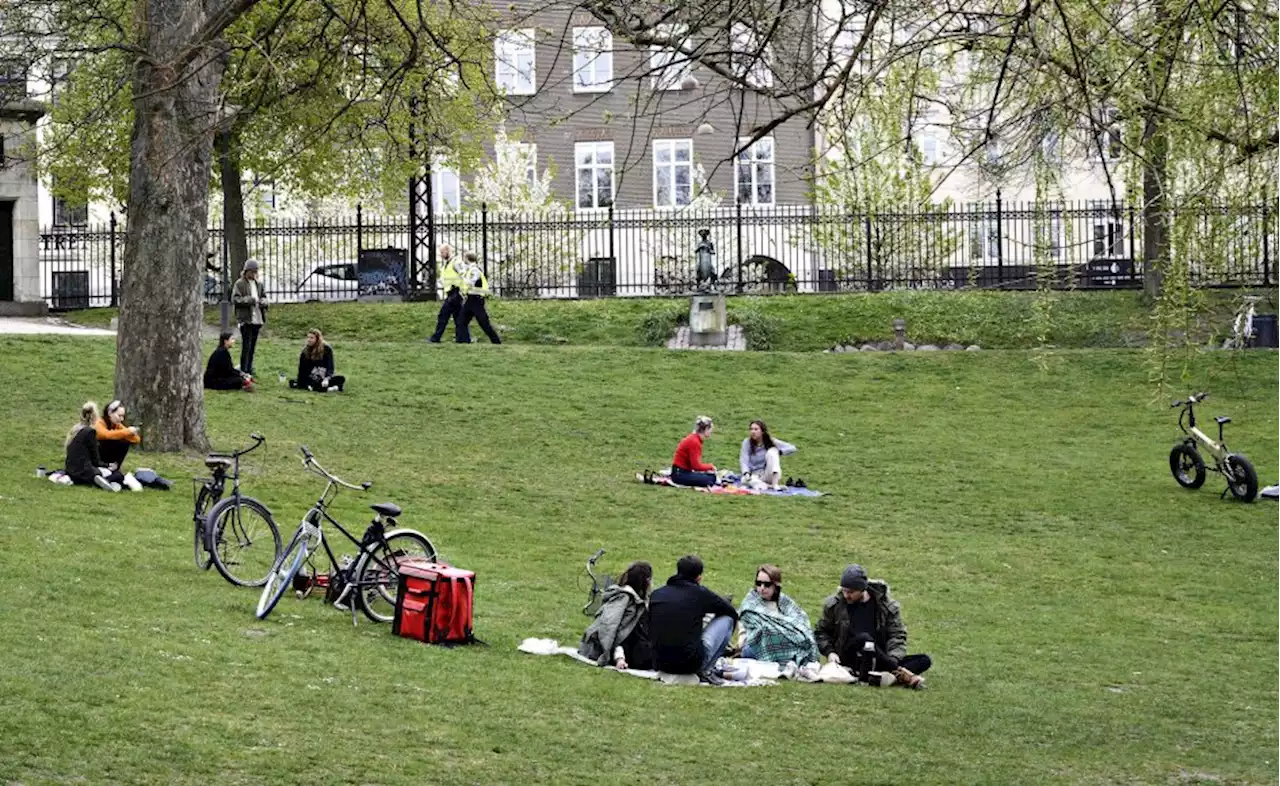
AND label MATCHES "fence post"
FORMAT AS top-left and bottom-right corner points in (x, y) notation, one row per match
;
(1262, 188), (1272, 286)
(109, 212), (118, 308)
(356, 203), (363, 257)
(864, 212), (873, 290)
(481, 203), (489, 277)
(1128, 203), (1136, 281)
(995, 189), (1004, 284)
(735, 201), (743, 293)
